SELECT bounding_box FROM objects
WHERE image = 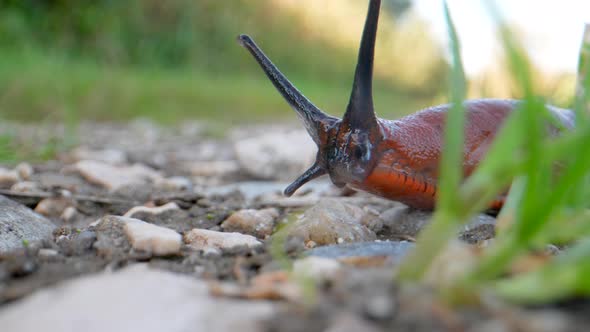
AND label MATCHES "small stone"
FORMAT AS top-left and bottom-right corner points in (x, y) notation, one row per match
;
(234, 130), (316, 180)
(123, 218), (182, 256)
(92, 216), (132, 258)
(460, 214), (497, 243)
(154, 176), (193, 191)
(221, 208), (279, 238)
(39, 173), (86, 192)
(292, 256), (341, 281)
(379, 206), (432, 237)
(69, 146), (127, 165)
(0, 264), (275, 332)
(287, 198), (376, 246)
(307, 241), (414, 261)
(10, 181), (40, 193)
(60, 206), (79, 223)
(381, 206), (496, 241)
(0, 195), (56, 254)
(184, 228), (262, 252)
(38, 248), (58, 256)
(68, 160), (162, 191)
(459, 224), (496, 244)
(34, 197), (74, 218)
(15, 162), (34, 180)
(187, 160), (240, 177)
(71, 230), (98, 255)
(124, 202), (181, 218)
(0, 167), (19, 188)
(38, 248), (60, 261)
